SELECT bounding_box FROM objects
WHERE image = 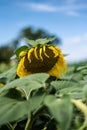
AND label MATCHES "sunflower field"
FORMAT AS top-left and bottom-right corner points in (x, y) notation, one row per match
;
(0, 38), (87, 130)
